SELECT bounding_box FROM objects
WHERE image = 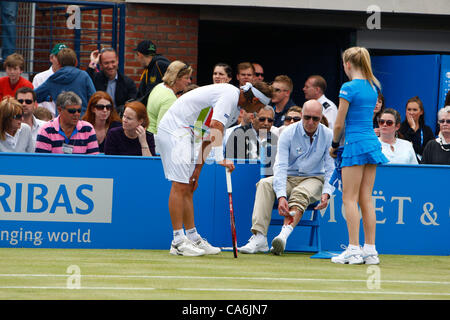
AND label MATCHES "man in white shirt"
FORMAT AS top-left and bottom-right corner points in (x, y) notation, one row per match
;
(32, 43), (67, 116)
(15, 87), (46, 142)
(303, 75), (338, 129)
(157, 82), (273, 257)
